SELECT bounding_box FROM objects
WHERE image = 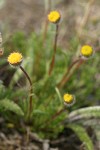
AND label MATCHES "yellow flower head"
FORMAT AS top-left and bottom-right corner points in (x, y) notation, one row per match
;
(63, 93), (75, 106)
(7, 52), (23, 66)
(48, 11), (61, 23)
(80, 45), (93, 58)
